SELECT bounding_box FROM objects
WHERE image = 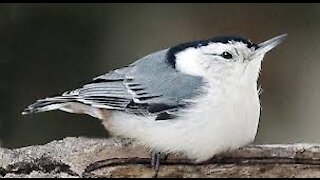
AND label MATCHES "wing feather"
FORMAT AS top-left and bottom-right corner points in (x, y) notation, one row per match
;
(62, 49), (205, 118)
